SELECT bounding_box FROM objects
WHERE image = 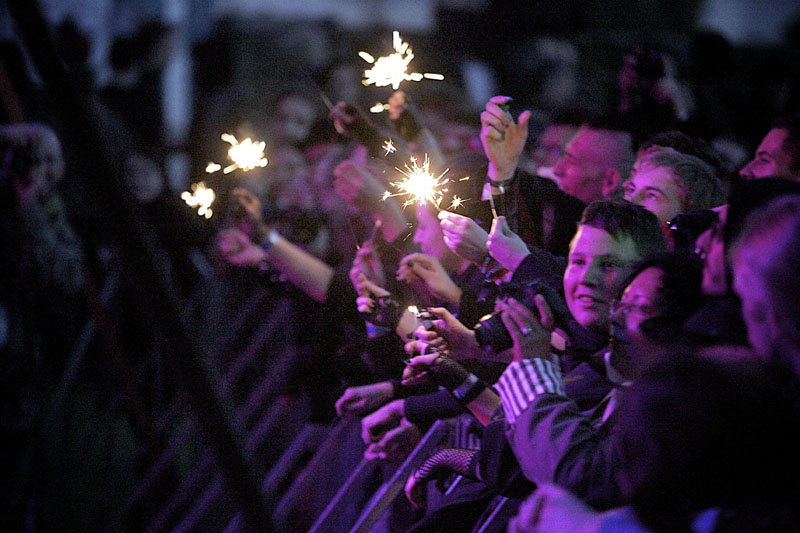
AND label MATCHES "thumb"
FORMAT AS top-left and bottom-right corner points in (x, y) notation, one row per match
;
(360, 277), (389, 297)
(517, 110), (532, 129)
